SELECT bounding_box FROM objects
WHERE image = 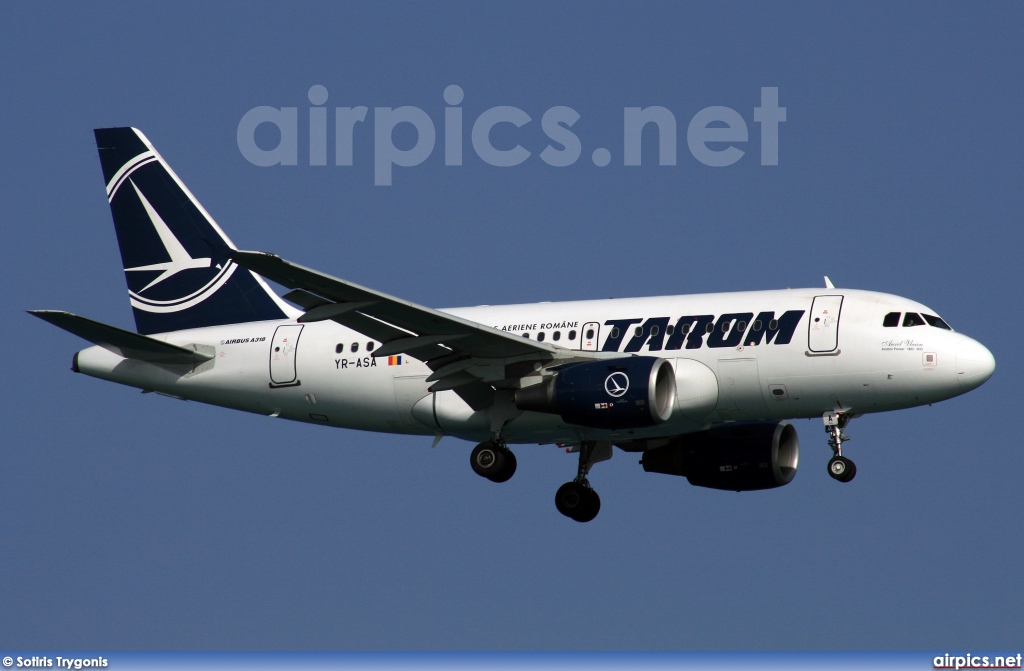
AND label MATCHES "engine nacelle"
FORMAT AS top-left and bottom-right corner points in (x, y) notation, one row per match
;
(640, 421), (799, 491)
(515, 356), (676, 430)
